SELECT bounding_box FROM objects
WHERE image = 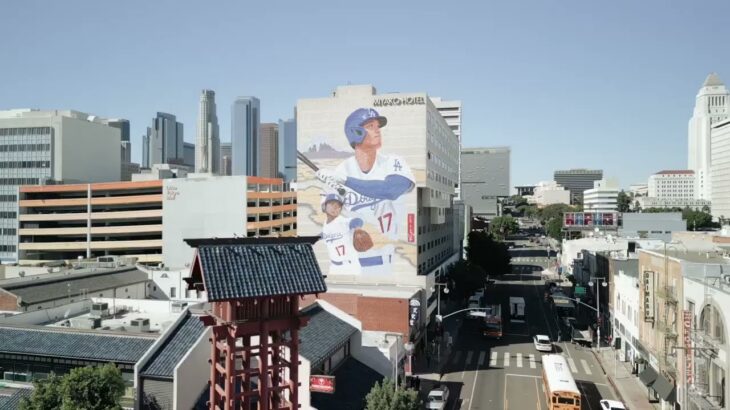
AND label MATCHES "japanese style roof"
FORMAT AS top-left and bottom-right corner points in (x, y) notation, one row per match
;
(0, 325), (155, 363)
(299, 304), (357, 369)
(140, 312), (207, 379)
(185, 237), (327, 301)
(0, 267), (149, 306)
(0, 387), (32, 409)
